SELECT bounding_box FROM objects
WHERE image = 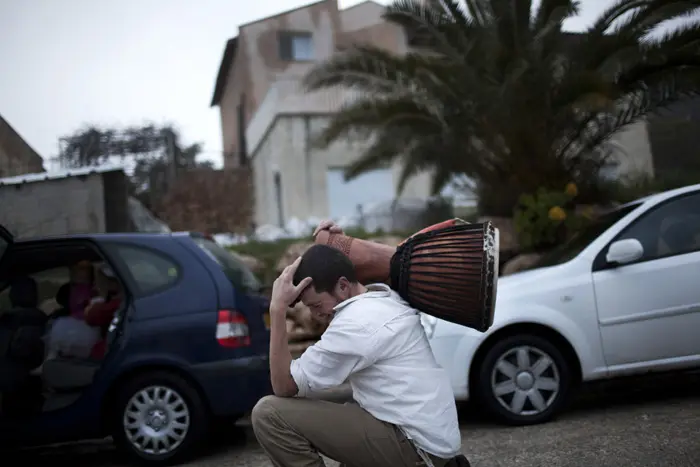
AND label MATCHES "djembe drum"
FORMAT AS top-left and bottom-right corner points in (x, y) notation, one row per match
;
(314, 219), (499, 332)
